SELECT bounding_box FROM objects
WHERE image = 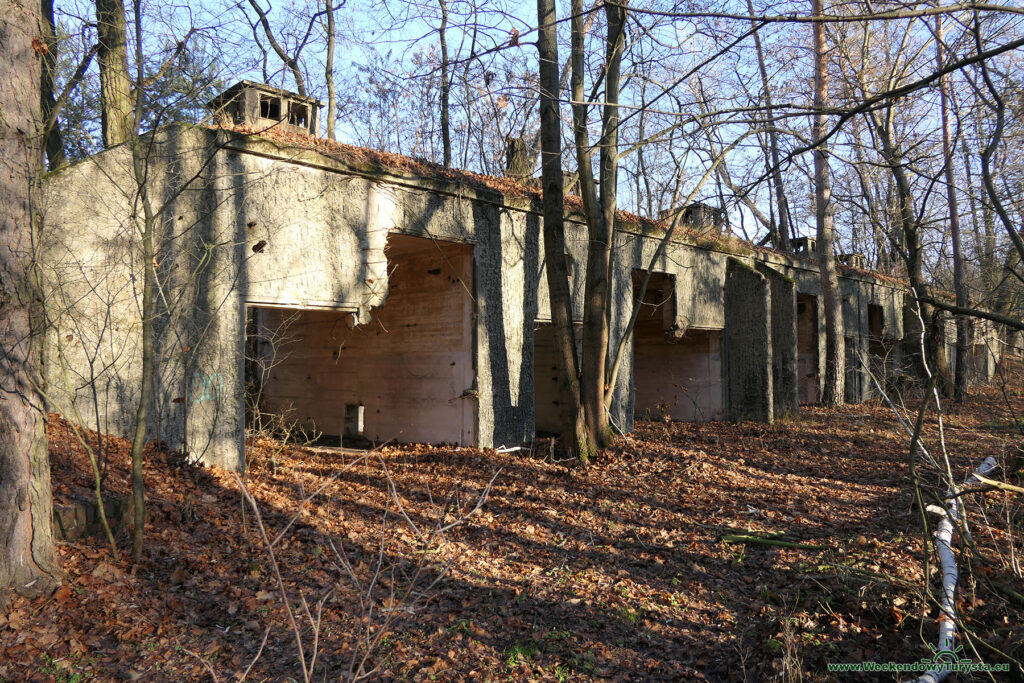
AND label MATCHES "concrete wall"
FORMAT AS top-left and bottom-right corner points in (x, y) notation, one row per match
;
(41, 123), (918, 471)
(42, 126), (542, 466)
(39, 127), (244, 465)
(604, 229), (732, 431)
